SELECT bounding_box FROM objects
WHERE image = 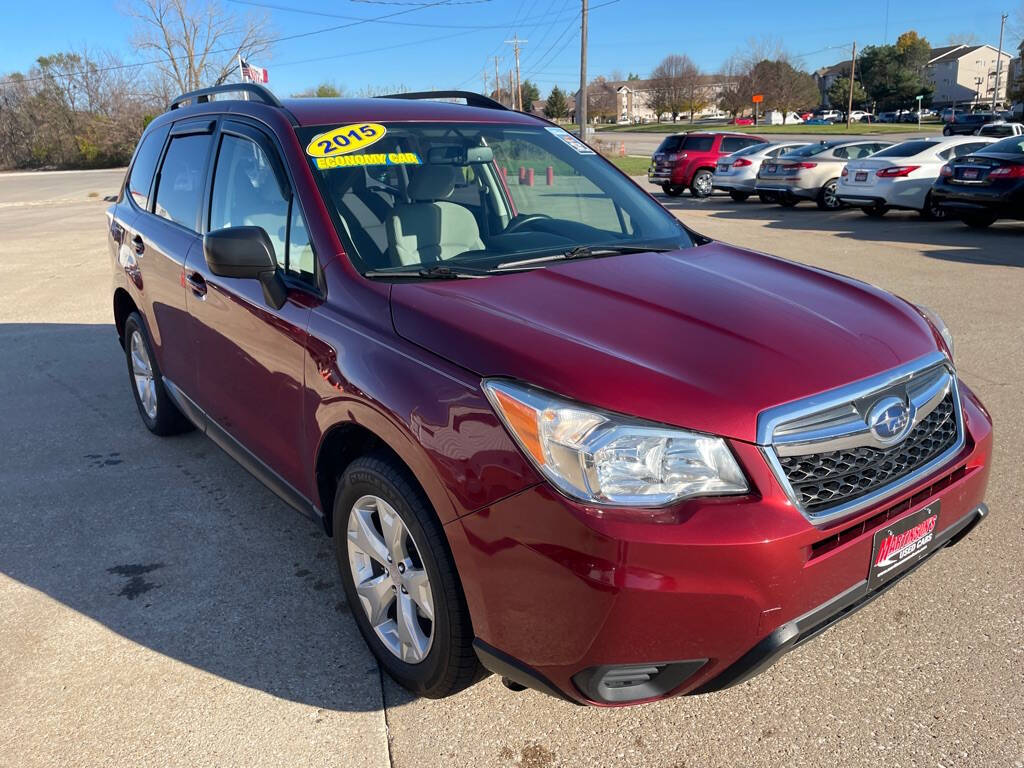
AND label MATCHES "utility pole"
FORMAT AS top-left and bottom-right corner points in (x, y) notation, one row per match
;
(845, 40), (857, 129)
(509, 69), (515, 109)
(482, 68), (488, 98)
(494, 56), (501, 105)
(578, 0), (589, 137)
(992, 12), (1008, 110)
(504, 34), (527, 110)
